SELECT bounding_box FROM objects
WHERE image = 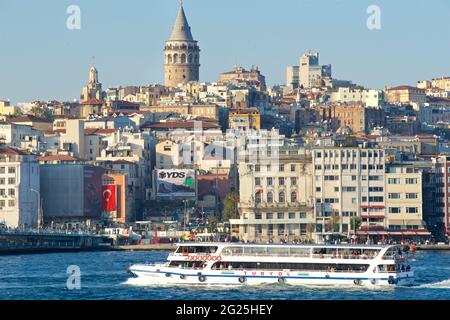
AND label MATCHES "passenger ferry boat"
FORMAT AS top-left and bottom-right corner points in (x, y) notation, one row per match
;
(128, 243), (414, 286)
